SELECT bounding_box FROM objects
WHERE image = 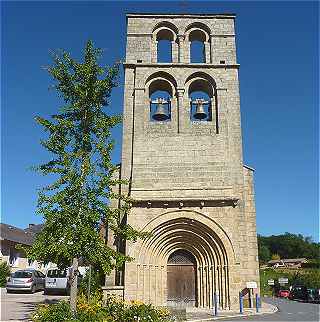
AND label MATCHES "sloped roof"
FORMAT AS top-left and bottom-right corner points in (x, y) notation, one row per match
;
(0, 223), (37, 246)
(24, 224), (43, 235)
(268, 258), (308, 264)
